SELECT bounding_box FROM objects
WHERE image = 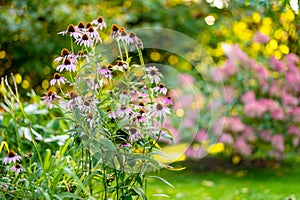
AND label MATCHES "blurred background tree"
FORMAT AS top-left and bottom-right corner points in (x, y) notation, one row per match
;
(0, 0), (298, 97)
